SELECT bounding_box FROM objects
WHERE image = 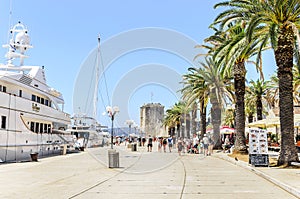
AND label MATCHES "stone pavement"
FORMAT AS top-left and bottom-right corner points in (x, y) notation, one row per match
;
(0, 143), (299, 199)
